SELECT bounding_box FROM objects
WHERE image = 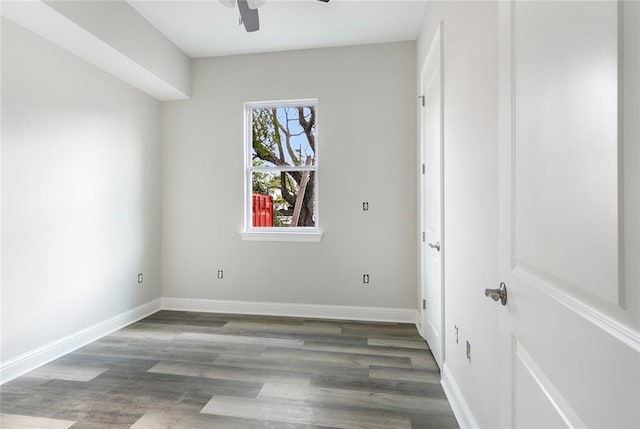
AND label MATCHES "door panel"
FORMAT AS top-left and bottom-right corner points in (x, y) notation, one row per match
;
(513, 1), (619, 305)
(499, 2), (640, 427)
(424, 67), (441, 358)
(421, 23), (444, 367)
(514, 344), (572, 429)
